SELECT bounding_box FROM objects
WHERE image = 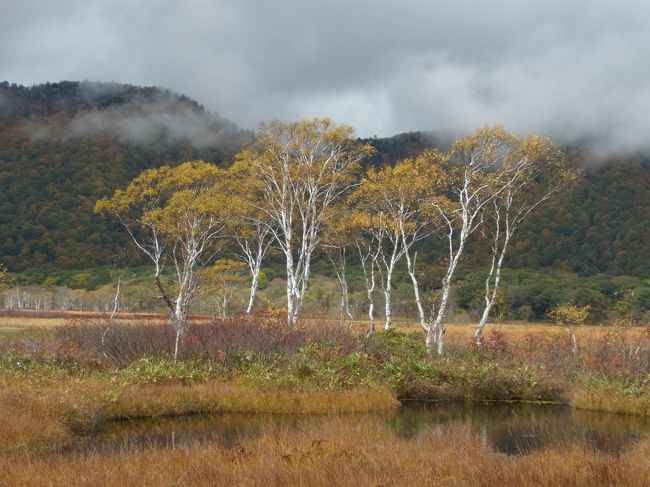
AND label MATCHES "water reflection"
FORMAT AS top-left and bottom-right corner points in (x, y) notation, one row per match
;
(391, 402), (650, 455)
(77, 402), (649, 456)
(93, 414), (304, 451)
